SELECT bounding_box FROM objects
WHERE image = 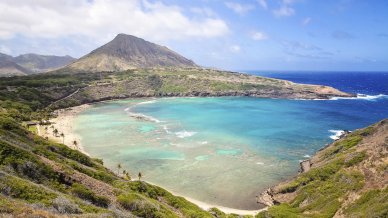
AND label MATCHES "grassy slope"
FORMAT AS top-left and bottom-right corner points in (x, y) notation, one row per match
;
(257, 119), (388, 218)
